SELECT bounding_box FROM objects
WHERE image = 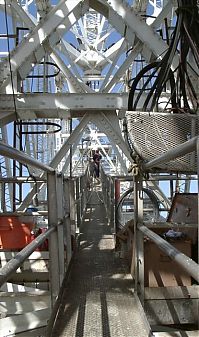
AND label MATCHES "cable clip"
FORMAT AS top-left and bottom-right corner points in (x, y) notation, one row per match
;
(128, 163), (139, 176)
